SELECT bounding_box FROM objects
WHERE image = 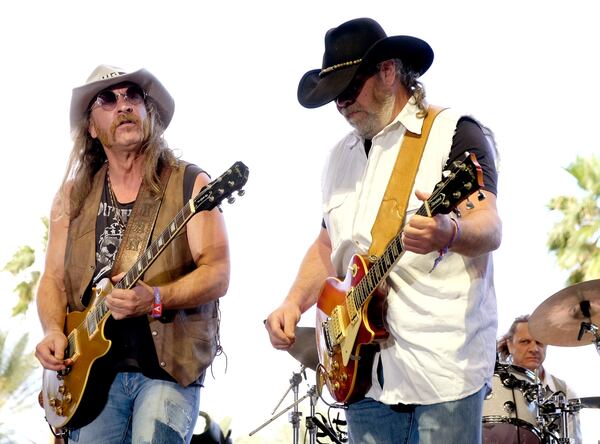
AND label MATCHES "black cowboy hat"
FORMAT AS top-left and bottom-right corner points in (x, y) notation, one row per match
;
(297, 18), (434, 109)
